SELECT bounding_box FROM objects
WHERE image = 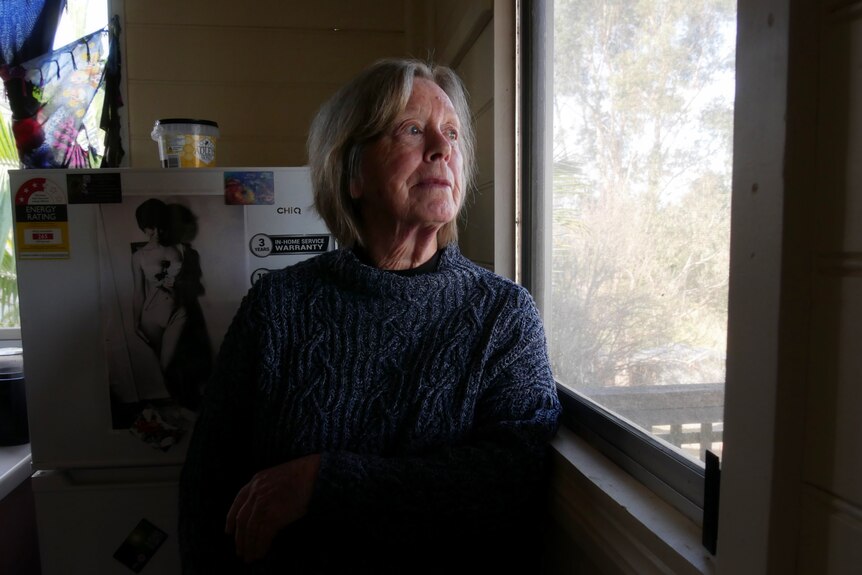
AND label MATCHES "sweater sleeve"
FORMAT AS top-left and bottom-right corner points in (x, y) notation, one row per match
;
(309, 290), (561, 552)
(178, 286), (264, 575)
